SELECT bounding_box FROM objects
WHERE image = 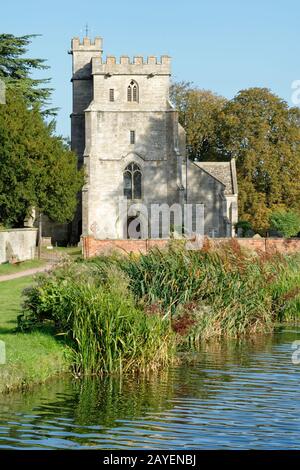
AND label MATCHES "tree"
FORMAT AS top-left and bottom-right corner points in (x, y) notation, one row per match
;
(0, 34), (55, 115)
(269, 210), (300, 238)
(217, 88), (300, 233)
(235, 220), (253, 237)
(170, 81), (226, 160)
(0, 90), (83, 227)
